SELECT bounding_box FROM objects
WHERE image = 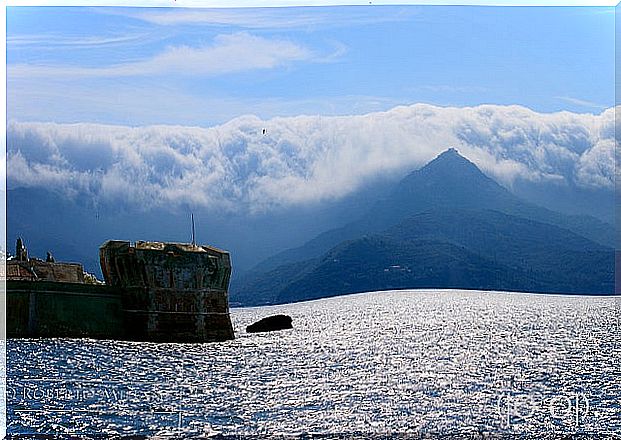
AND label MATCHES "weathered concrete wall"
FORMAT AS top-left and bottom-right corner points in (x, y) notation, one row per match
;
(122, 287), (234, 342)
(7, 280), (124, 339)
(99, 240), (235, 342)
(6, 281), (232, 342)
